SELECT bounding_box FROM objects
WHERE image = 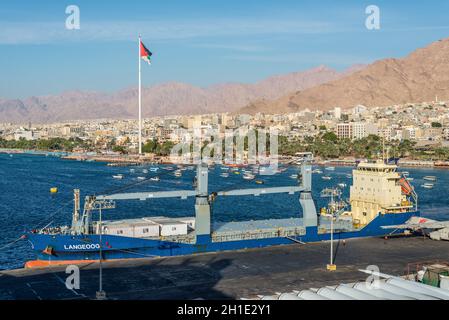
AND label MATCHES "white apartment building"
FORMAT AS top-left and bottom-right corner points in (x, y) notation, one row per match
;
(333, 107), (341, 120)
(14, 129), (35, 140)
(402, 127), (418, 140)
(336, 122), (377, 140)
(351, 122), (366, 140)
(378, 127), (392, 141)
